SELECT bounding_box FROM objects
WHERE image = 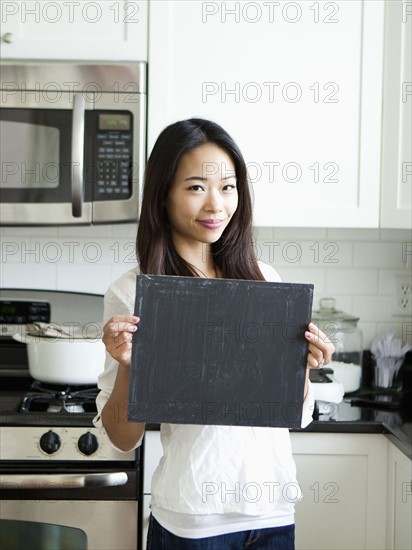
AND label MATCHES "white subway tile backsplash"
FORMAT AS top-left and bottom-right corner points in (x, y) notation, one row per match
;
(353, 242), (408, 269)
(1, 226), (411, 346)
(358, 322), (378, 350)
(355, 296), (394, 321)
(26, 238), (82, 265)
(57, 225), (112, 238)
(299, 240), (352, 268)
(111, 223), (138, 238)
(0, 227), (58, 238)
(327, 228), (380, 241)
(77, 238), (136, 266)
(1, 240), (22, 263)
(326, 269), (378, 295)
(105, 239), (137, 266)
(56, 264), (110, 295)
(275, 268), (326, 293)
(1, 263), (57, 290)
(253, 227), (275, 242)
(256, 240), (302, 267)
(273, 228), (327, 240)
(379, 229), (412, 242)
(110, 264), (136, 287)
(378, 270), (407, 295)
